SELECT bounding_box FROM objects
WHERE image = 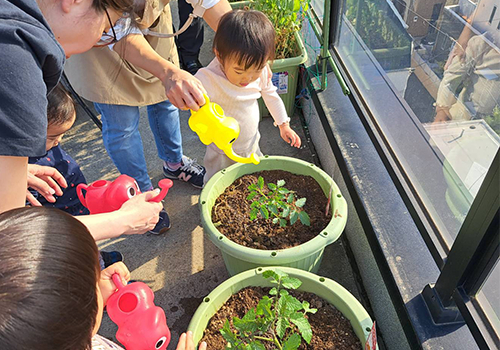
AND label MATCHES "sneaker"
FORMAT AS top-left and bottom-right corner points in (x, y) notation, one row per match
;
(148, 209), (171, 235)
(182, 59), (203, 75)
(100, 251), (124, 269)
(163, 156), (205, 189)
